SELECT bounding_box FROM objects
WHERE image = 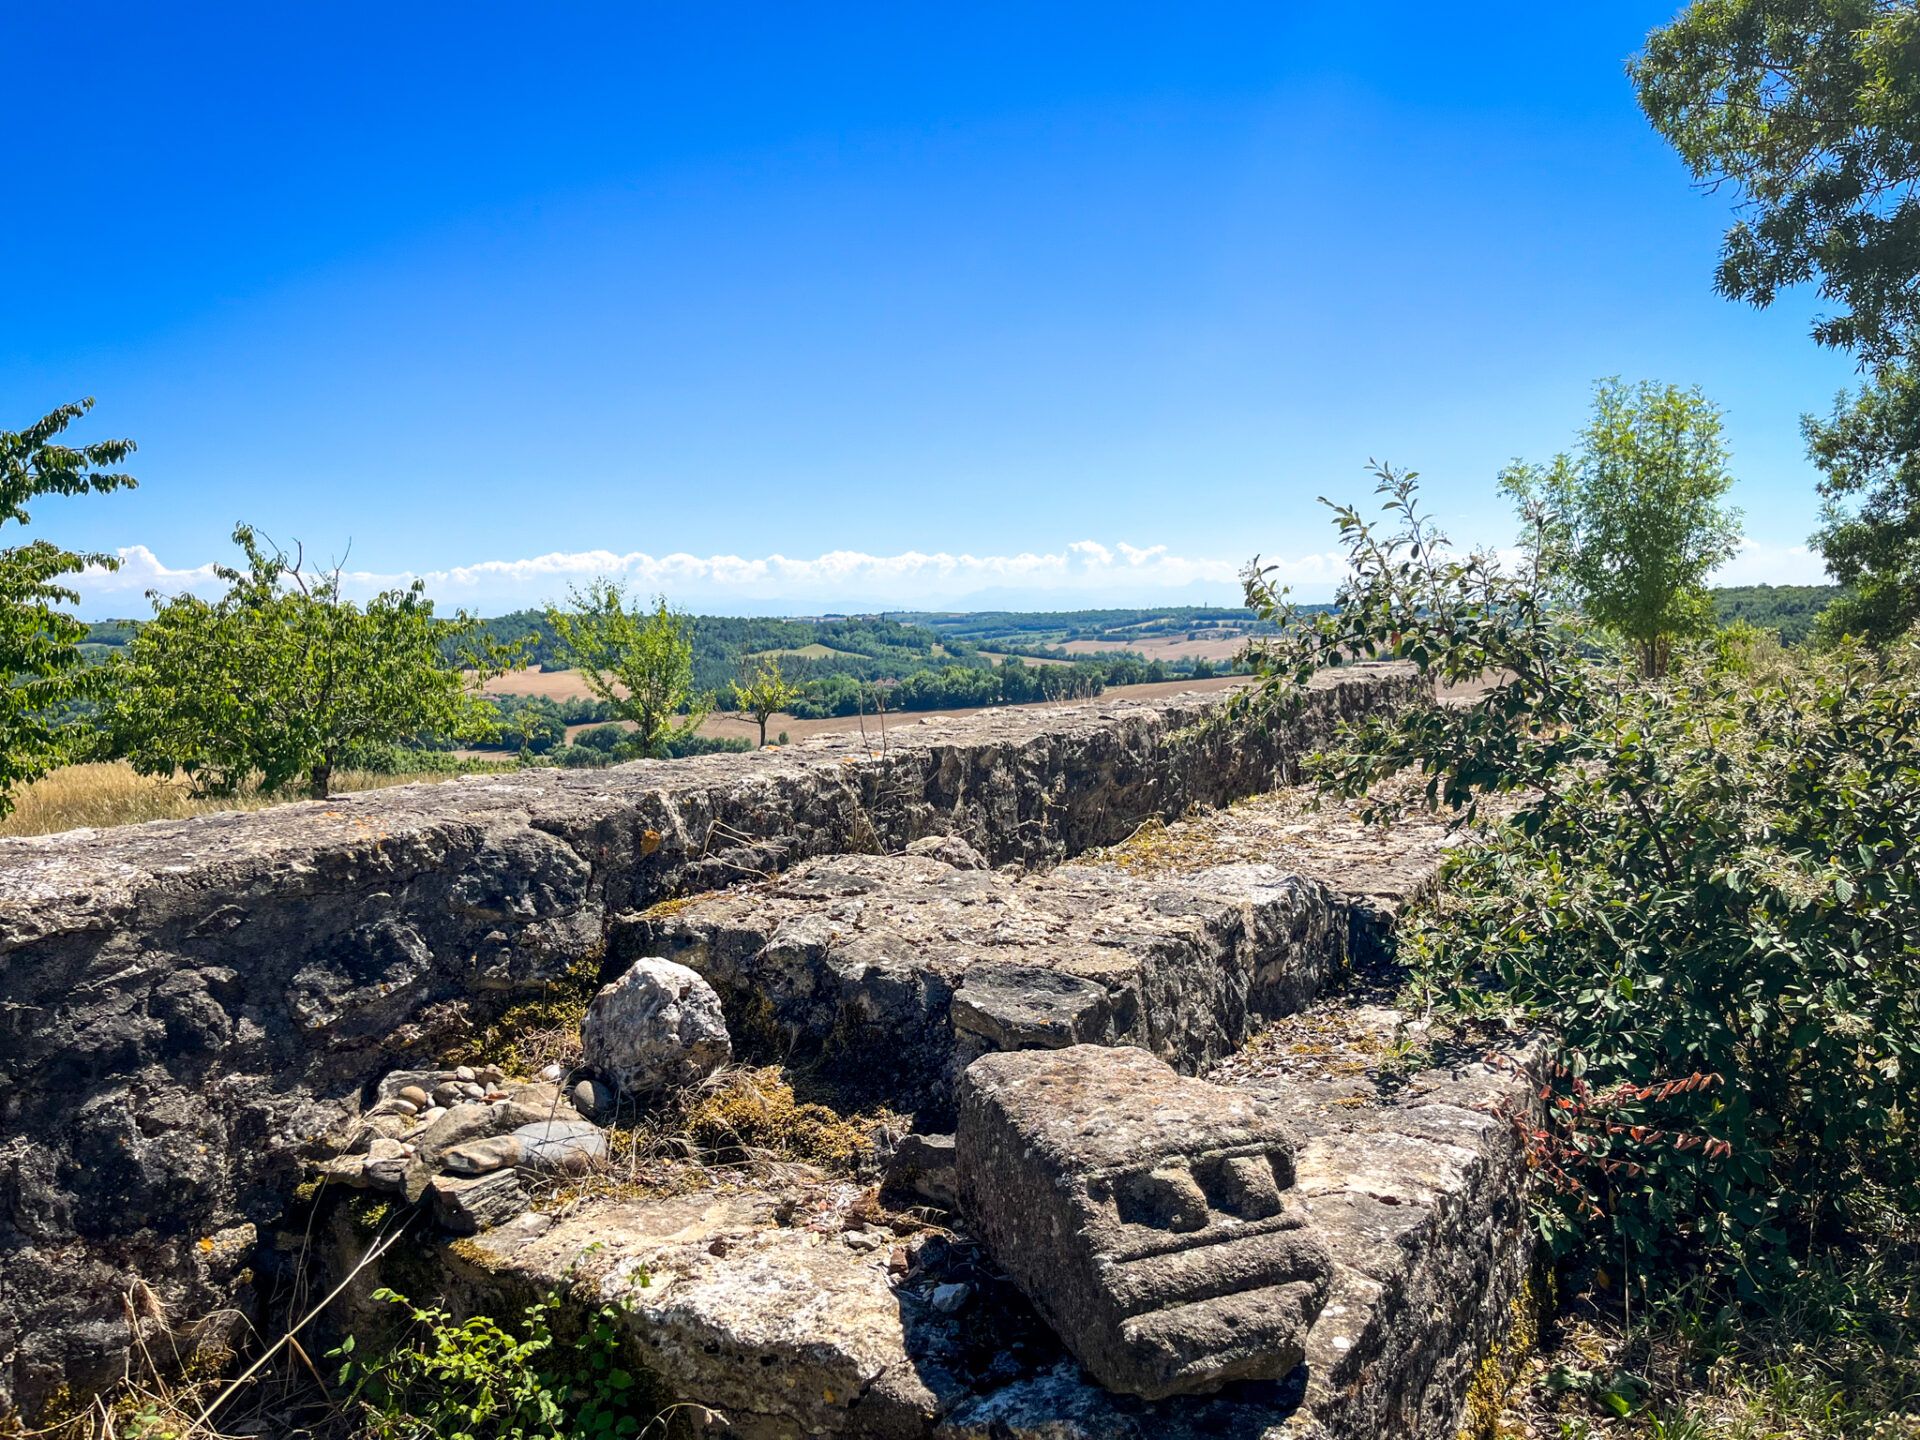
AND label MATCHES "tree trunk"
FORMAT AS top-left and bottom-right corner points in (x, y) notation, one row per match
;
(757, 716), (769, 747)
(309, 763), (332, 799)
